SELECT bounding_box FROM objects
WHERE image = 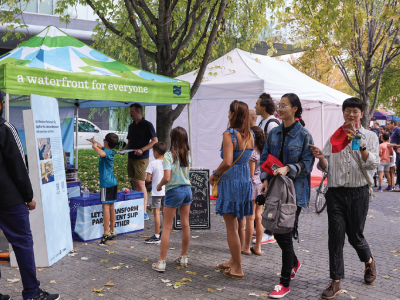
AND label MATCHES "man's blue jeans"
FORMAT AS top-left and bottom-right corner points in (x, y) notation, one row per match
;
(0, 203), (39, 299)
